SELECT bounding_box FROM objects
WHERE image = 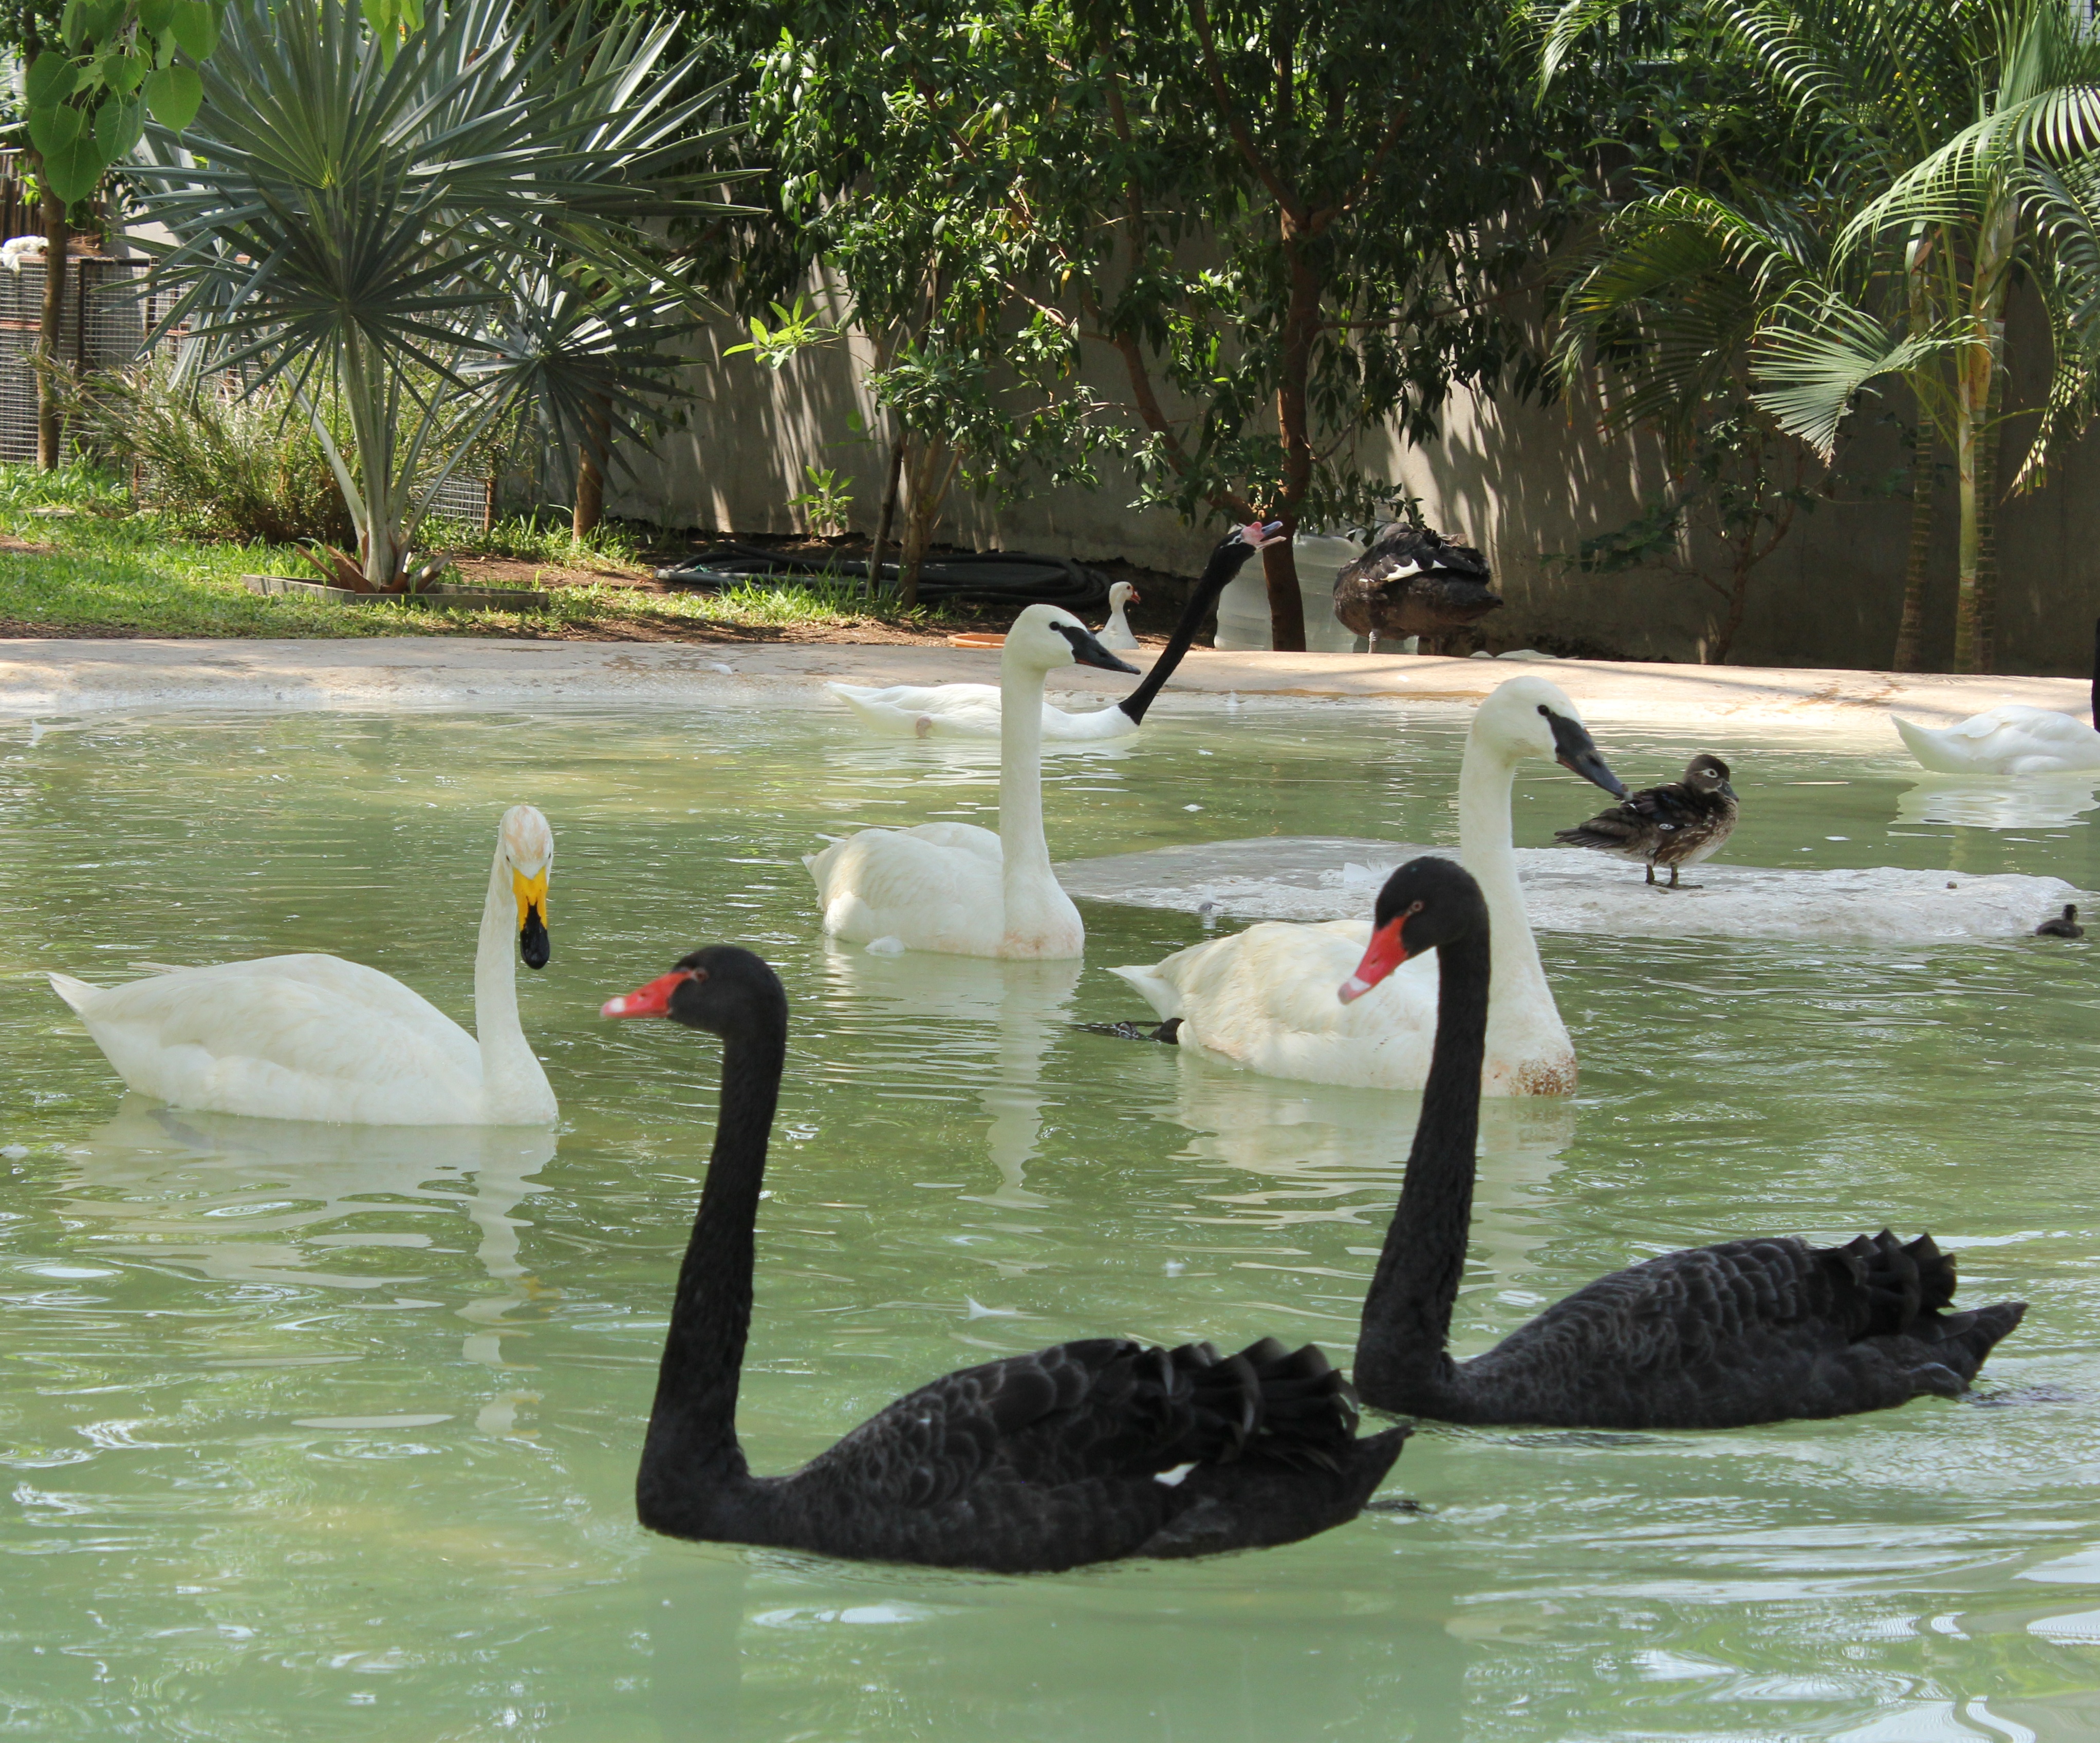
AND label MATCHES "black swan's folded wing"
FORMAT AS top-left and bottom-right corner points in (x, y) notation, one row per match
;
(811, 1336), (1362, 1511)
